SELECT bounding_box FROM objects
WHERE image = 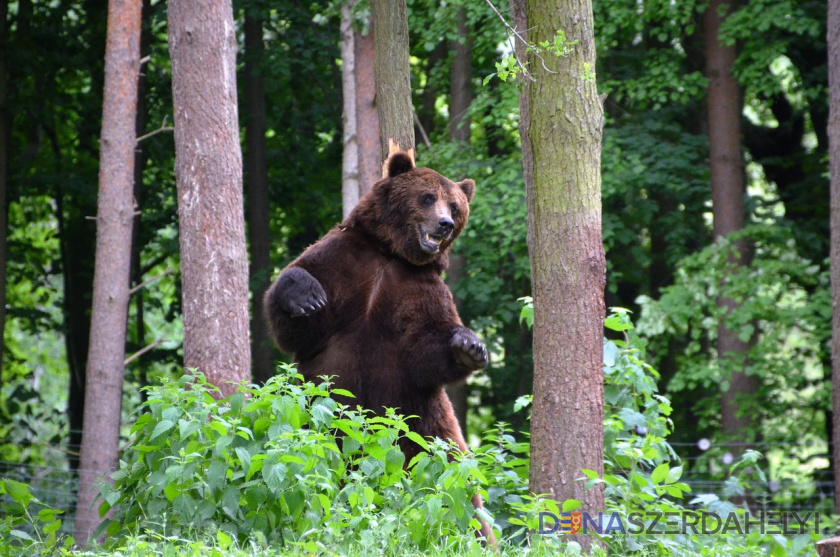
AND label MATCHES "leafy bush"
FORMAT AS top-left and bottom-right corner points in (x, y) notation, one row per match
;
(94, 309), (822, 556)
(0, 478), (72, 554)
(97, 367), (494, 554)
